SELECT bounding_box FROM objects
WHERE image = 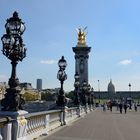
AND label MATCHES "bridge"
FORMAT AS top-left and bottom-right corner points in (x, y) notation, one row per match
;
(0, 11), (140, 140)
(0, 106), (140, 140)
